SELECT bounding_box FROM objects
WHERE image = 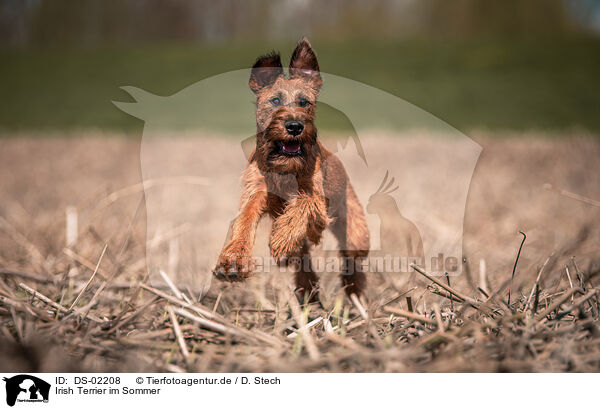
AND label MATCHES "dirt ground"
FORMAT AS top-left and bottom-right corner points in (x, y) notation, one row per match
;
(0, 131), (599, 372)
